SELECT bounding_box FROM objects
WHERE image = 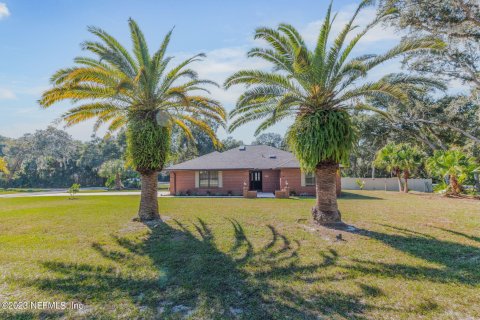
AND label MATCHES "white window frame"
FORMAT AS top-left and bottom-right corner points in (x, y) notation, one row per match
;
(195, 170), (222, 188)
(301, 171), (316, 187)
